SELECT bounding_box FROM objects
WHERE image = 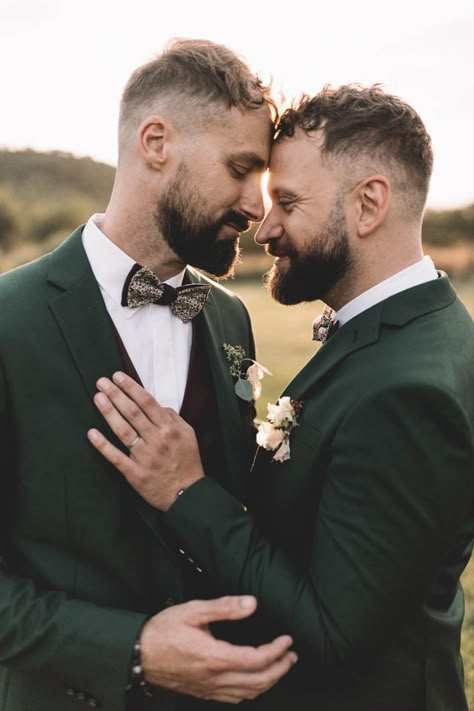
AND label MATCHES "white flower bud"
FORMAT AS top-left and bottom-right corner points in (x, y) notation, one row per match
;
(267, 396), (295, 426)
(273, 438), (291, 463)
(256, 421), (286, 450)
(246, 363), (264, 400)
